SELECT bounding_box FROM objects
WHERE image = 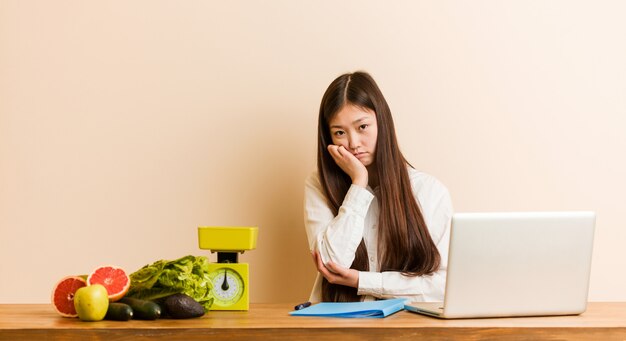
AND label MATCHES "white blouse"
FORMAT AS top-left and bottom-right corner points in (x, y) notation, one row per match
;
(303, 167), (453, 303)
